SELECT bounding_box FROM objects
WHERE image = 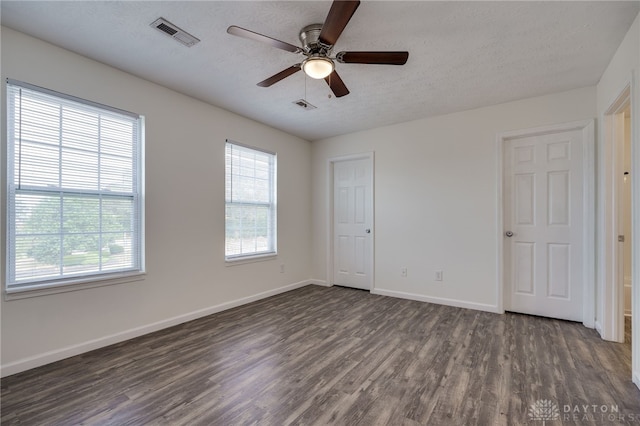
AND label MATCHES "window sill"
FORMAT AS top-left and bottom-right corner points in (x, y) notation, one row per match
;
(4, 271), (146, 301)
(225, 253), (277, 266)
